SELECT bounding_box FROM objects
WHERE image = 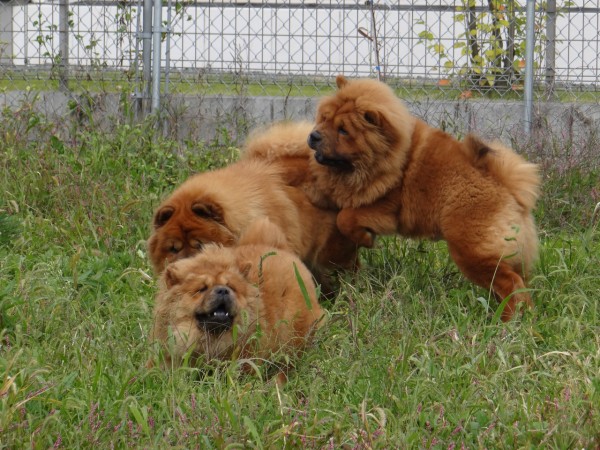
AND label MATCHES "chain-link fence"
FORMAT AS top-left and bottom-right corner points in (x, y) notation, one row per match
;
(1, 0), (599, 142)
